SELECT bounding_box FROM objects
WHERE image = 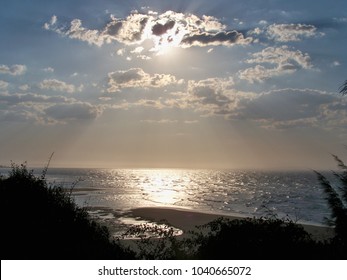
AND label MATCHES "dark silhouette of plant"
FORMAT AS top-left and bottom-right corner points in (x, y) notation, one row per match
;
(0, 162), (135, 260)
(339, 79), (347, 95)
(122, 222), (186, 260)
(121, 214), (342, 259)
(183, 216), (325, 259)
(313, 80), (346, 250)
(315, 152), (347, 248)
